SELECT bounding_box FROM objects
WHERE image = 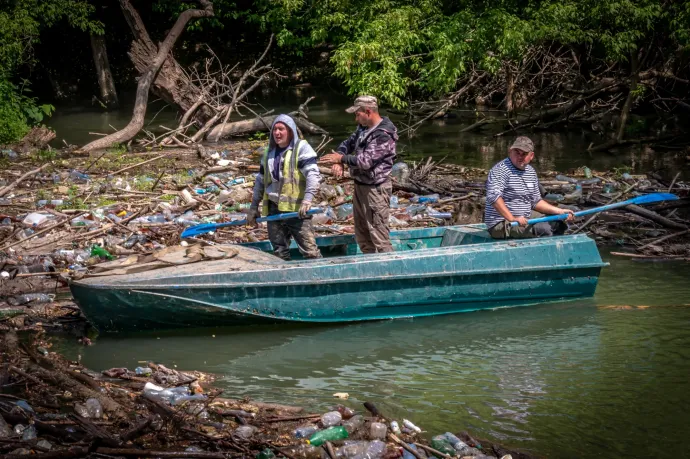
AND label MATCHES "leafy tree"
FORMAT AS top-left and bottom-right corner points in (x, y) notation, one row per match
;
(0, 0), (101, 144)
